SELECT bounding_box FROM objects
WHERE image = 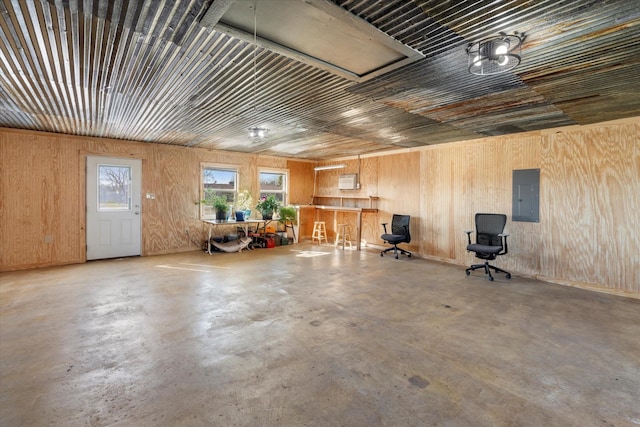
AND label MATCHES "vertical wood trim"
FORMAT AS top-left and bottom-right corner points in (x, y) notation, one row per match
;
(78, 150), (87, 262)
